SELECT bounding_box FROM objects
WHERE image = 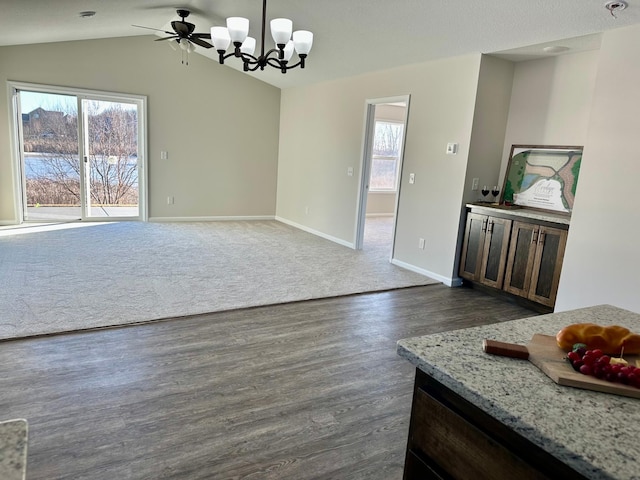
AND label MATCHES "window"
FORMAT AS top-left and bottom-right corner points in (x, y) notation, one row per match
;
(369, 120), (404, 192)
